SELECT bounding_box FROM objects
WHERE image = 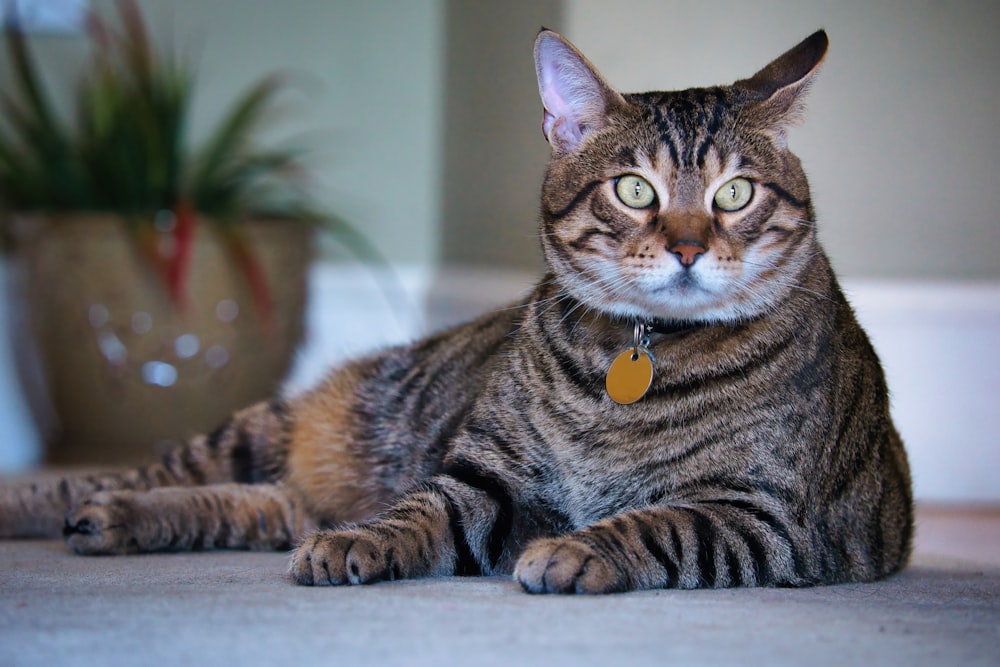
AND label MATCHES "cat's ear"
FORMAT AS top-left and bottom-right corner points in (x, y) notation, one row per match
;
(736, 30), (829, 143)
(533, 29), (624, 153)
